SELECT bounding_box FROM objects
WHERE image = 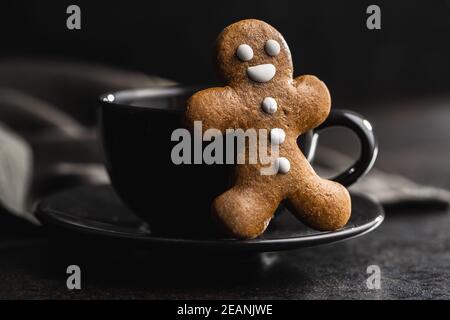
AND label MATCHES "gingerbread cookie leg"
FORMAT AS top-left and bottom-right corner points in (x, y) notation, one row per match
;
(287, 174), (351, 231)
(212, 184), (282, 239)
